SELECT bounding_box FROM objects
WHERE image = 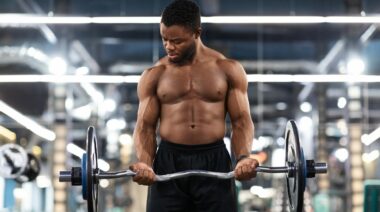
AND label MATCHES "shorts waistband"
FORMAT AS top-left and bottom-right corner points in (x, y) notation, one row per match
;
(159, 139), (225, 152)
